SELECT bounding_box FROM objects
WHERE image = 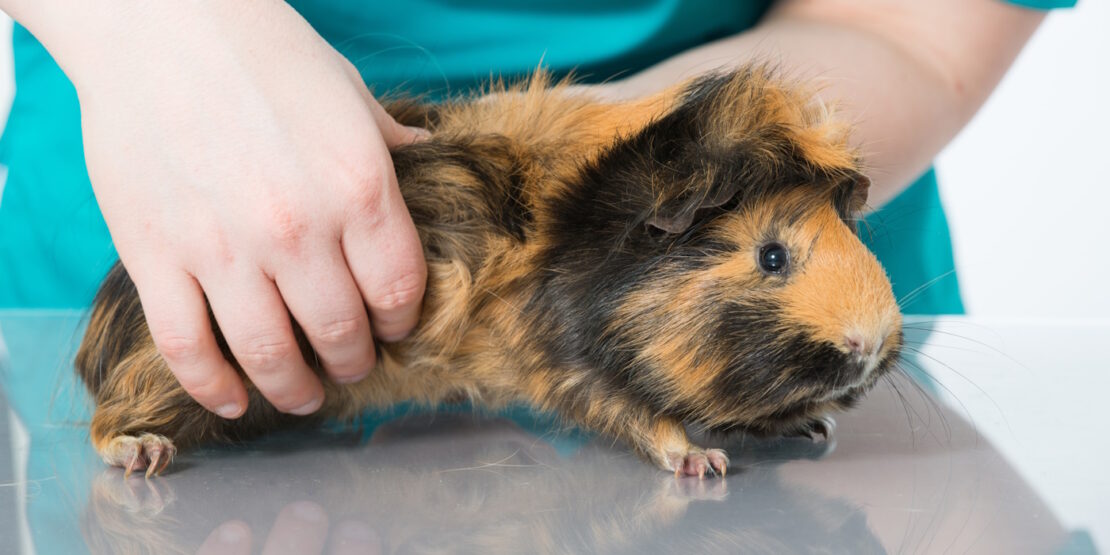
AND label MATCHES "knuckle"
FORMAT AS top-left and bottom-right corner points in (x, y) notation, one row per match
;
(333, 156), (390, 220)
(236, 336), (298, 373)
(342, 165), (388, 225)
(370, 271), (426, 312)
(263, 202), (309, 252)
(155, 333), (204, 366)
(310, 314), (366, 347)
